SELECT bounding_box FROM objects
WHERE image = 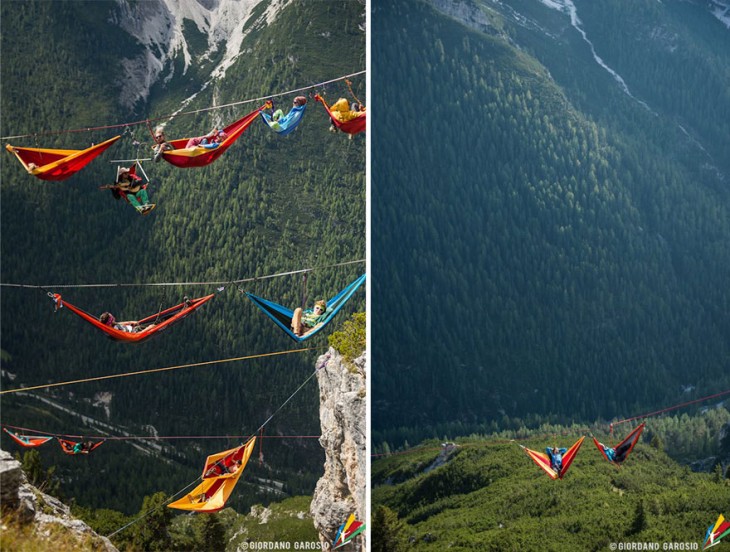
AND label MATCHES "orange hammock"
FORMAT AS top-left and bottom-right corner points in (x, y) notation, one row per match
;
(314, 94), (366, 135)
(520, 436), (585, 480)
(160, 103), (270, 168)
(5, 135), (121, 181)
(58, 438), (105, 455)
(168, 437), (256, 513)
(3, 427), (53, 448)
(51, 293), (215, 343)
